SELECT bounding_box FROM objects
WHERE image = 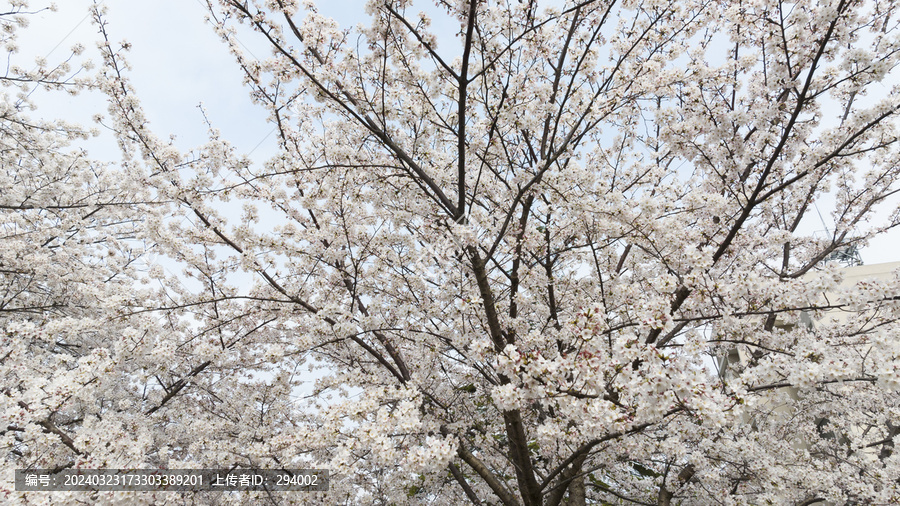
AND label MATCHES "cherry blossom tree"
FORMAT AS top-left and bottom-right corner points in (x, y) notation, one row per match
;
(8, 0), (900, 504)
(0, 1), (173, 502)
